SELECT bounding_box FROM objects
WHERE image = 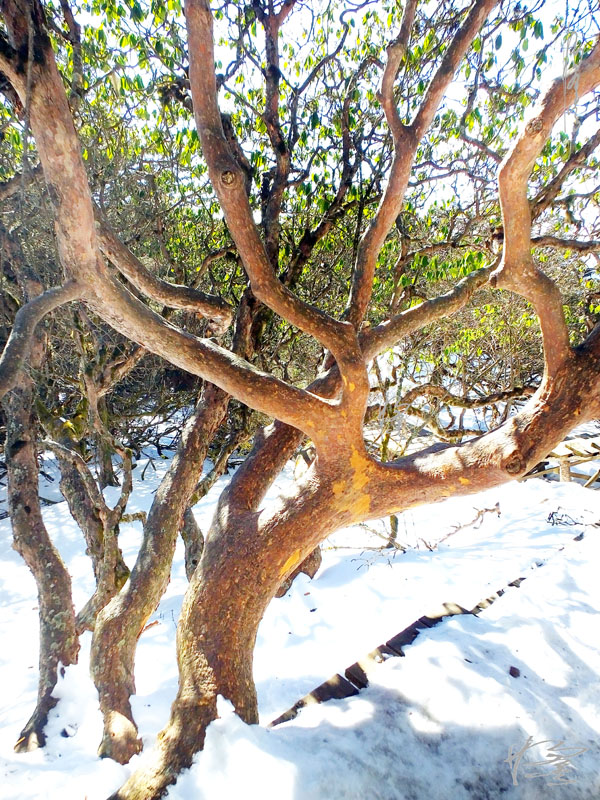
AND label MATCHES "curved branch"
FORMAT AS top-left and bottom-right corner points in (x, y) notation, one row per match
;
(0, 163), (43, 201)
(192, 247), (236, 288)
(95, 345), (147, 398)
(532, 236), (600, 252)
(184, 0), (358, 371)
(399, 382), (537, 410)
(95, 212), (234, 332)
(378, 0), (418, 138)
(362, 352), (600, 520)
(83, 274), (338, 433)
(411, 0), (500, 142)
(492, 38), (600, 375)
(0, 281), (81, 401)
(0, 3), (341, 436)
